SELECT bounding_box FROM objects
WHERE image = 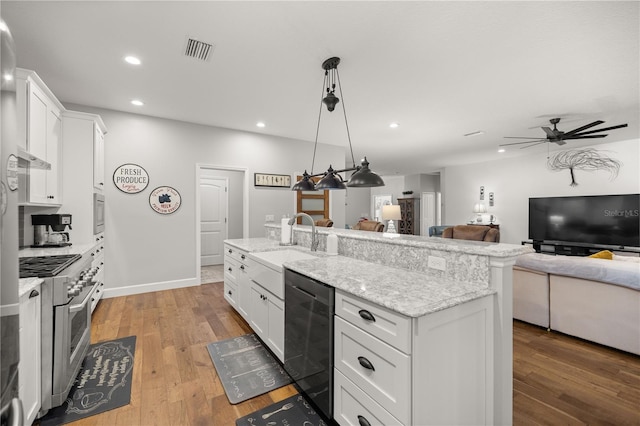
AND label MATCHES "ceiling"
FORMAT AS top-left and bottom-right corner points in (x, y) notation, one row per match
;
(2, 1), (638, 176)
